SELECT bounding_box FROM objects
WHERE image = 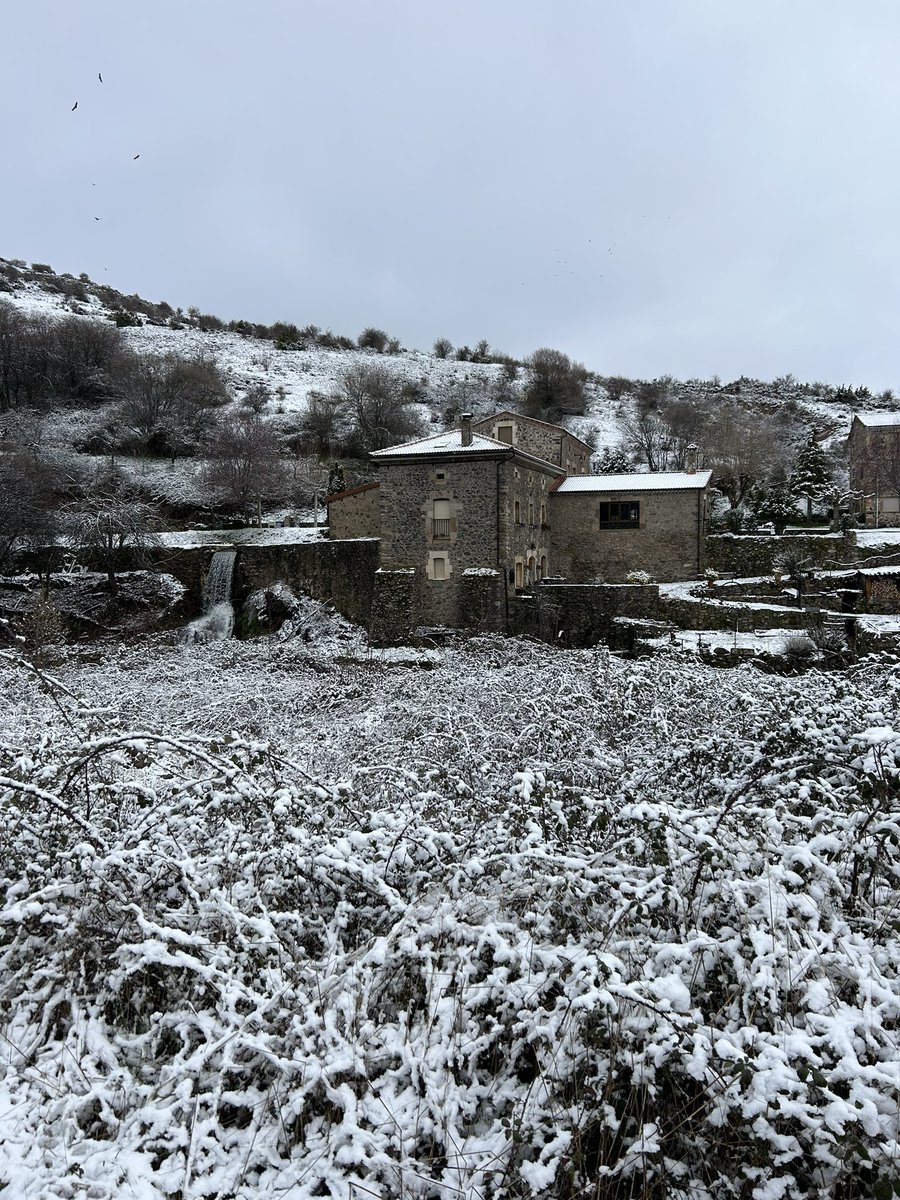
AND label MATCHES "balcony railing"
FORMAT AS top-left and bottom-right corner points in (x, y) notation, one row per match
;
(432, 518), (451, 539)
